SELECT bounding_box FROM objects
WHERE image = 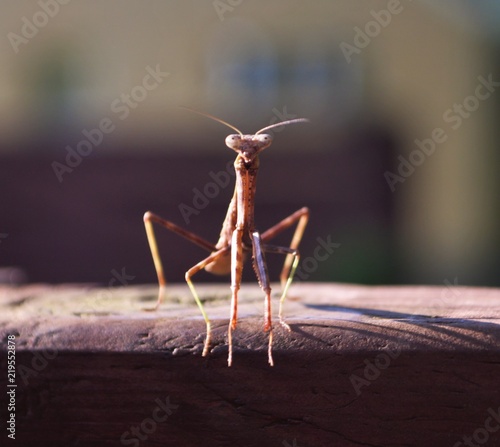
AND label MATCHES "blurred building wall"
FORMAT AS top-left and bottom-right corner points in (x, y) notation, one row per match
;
(1, 1), (499, 285)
